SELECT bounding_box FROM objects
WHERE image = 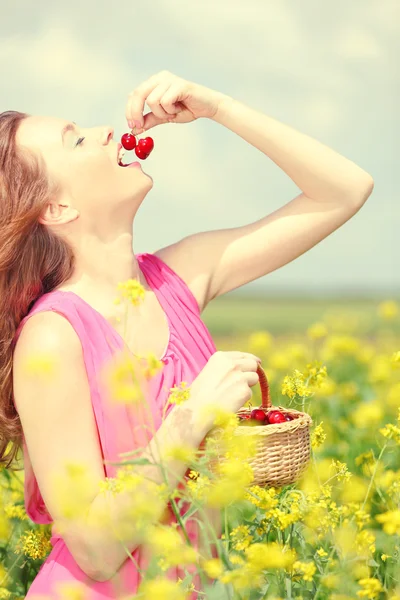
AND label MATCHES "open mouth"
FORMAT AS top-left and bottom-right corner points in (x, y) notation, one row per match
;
(117, 146), (134, 167)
